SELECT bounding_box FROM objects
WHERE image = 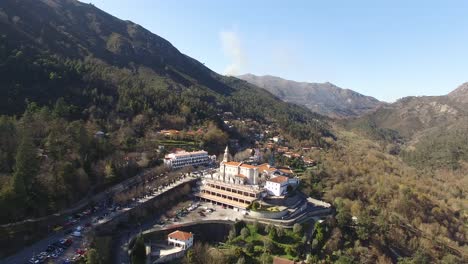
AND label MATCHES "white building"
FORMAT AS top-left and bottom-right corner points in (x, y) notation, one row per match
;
(217, 146), (295, 185)
(164, 150), (213, 169)
(167, 230), (193, 249)
(265, 175), (289, 196)
(196, 146), (296, 208)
